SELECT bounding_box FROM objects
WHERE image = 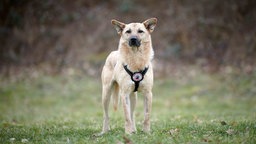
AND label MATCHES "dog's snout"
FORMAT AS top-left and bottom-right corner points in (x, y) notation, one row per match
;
(129, 36), (141, 47)
(130, 38), (137, 42)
